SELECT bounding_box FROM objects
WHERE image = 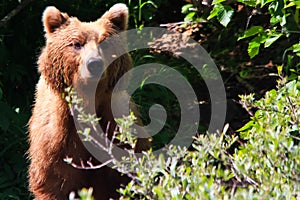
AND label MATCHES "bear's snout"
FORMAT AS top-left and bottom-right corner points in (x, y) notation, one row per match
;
(87, 57), (104, 77)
